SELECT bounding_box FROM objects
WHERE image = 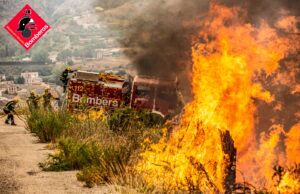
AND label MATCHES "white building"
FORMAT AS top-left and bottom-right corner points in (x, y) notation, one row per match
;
(95, 48), (122, 59)
(21, 72), (42, 85)
(0, 74), (6, 81)
(0, 81), (17, 95)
